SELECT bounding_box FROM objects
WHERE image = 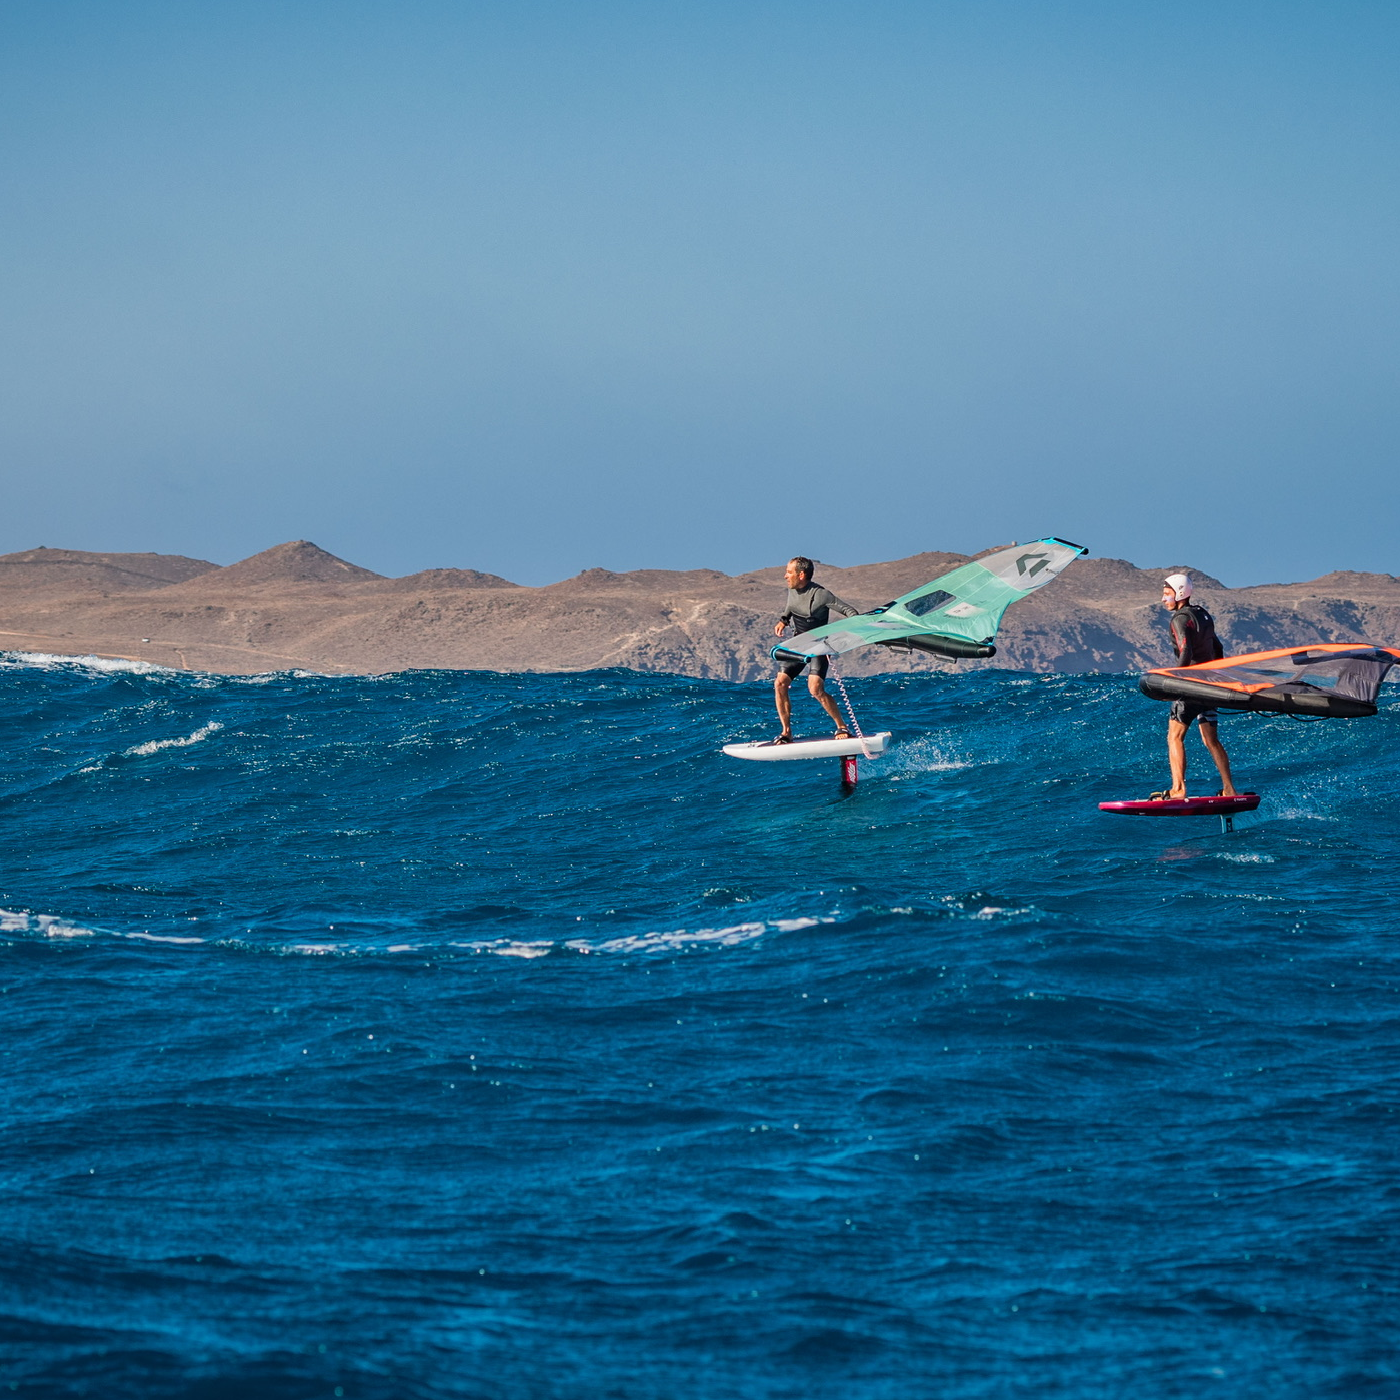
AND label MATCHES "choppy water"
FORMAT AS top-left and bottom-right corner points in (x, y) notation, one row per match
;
(1, 654), (1397, 1399)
